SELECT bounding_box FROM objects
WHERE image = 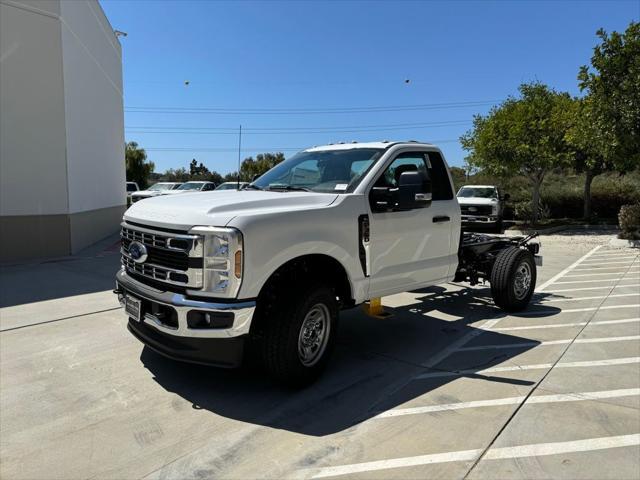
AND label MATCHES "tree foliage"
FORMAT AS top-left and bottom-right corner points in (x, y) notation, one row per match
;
(460, 82), (573, 223)
(577, 22), (640, 170)
(189, 159), (211, 177)
(125, 142), (155, 189)
(225, 152), (286, 182)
